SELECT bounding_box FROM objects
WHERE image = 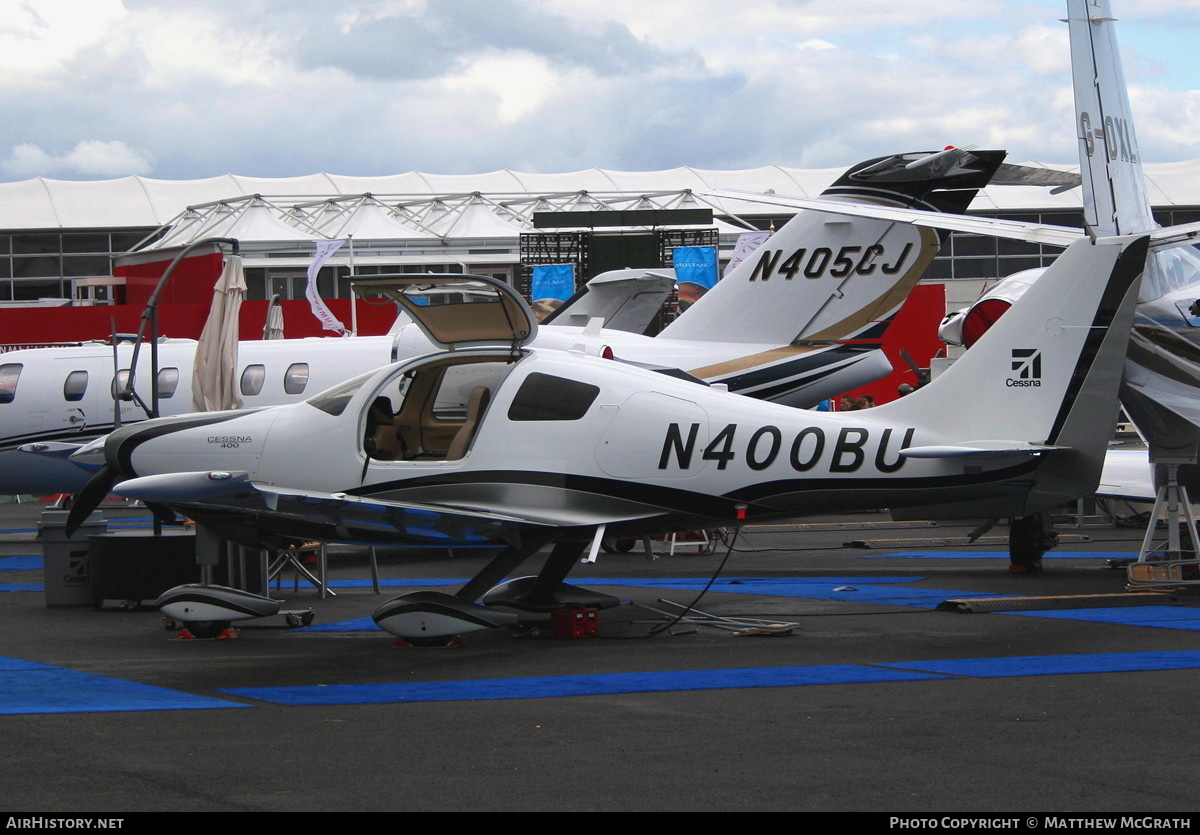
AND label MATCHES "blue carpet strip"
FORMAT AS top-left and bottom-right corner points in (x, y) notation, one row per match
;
(222, 649), (1200, 706)
(0, 555), (41, 571)
(861, 551), (1138, 560)
(884, 650), (1200, 678)
(0, 655), (245, 714)
(221, 664), (946, 705)
(999, 605), (1200, 631)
